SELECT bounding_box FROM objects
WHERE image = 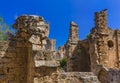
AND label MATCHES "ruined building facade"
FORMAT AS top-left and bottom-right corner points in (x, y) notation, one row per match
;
(0, 14), (100, 83)
(0, 9), (119, 83)
(65, 10), (120, 83)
